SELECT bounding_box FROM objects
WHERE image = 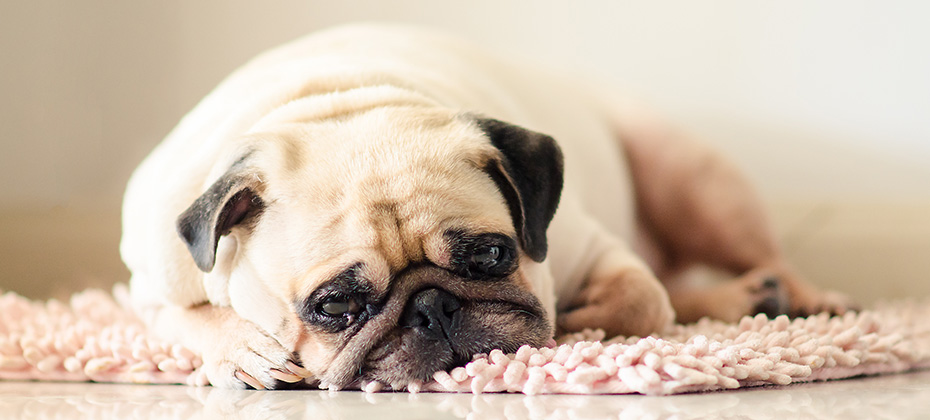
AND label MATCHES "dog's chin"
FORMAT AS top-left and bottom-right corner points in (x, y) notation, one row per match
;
(361, 330), (462, 390)
(359, 304), (552, 390)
